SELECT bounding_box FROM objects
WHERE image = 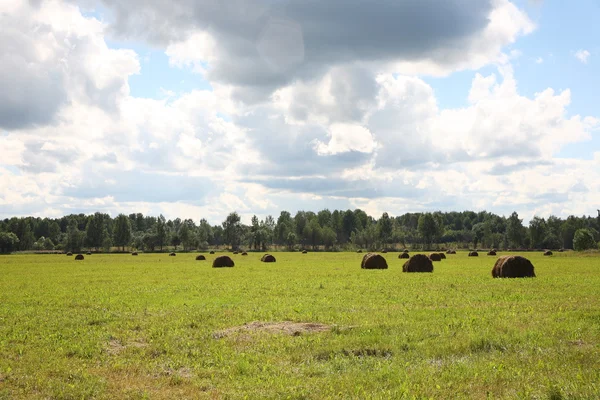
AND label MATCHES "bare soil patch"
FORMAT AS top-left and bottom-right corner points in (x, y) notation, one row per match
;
(213, 321), (331, 339)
